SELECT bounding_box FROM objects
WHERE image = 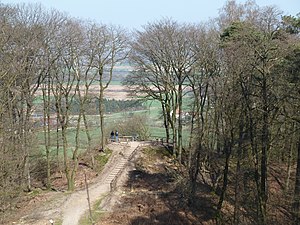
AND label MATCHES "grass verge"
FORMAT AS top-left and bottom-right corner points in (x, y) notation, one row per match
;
(93, 148), (112, 172)
(78, 194), (108, 225)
